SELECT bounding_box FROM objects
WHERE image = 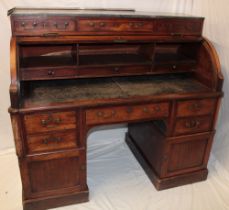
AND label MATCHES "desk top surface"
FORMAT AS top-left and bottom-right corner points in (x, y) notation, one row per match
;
(8, 7), (203, 19)
(24, 74), (210, 108)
